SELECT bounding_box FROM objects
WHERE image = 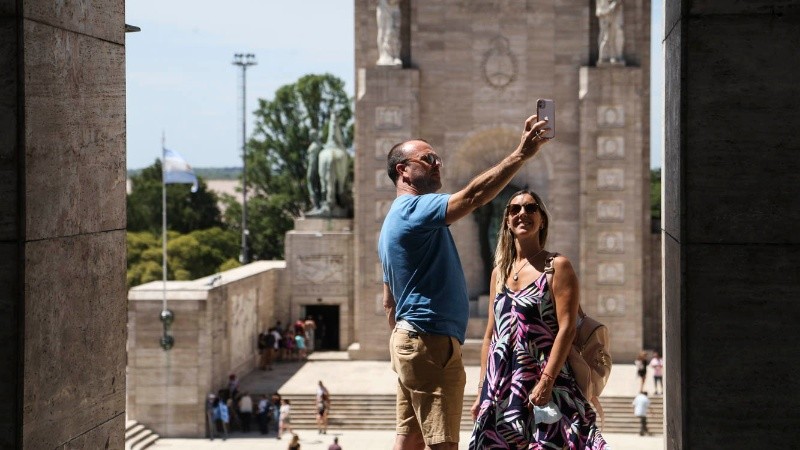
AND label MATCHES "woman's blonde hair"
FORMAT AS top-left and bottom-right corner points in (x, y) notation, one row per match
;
(494, 190), (551, 293)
